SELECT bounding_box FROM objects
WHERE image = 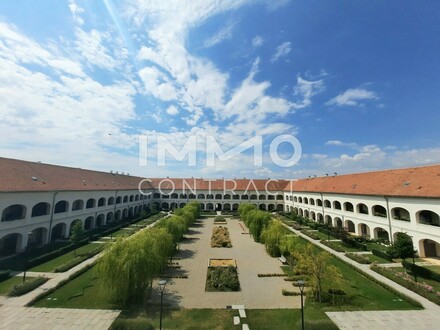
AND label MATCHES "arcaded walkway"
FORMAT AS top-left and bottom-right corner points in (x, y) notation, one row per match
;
(153, 217), (301, 309)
